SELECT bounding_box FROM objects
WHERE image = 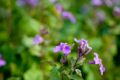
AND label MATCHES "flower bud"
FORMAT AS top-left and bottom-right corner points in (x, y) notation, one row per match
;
(60, 57), (66, 64)
(78, 46), (83, 55)
(40, 29), (48, 34)
(84, 46), (92, 55)
(89, 61), (95, 64)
